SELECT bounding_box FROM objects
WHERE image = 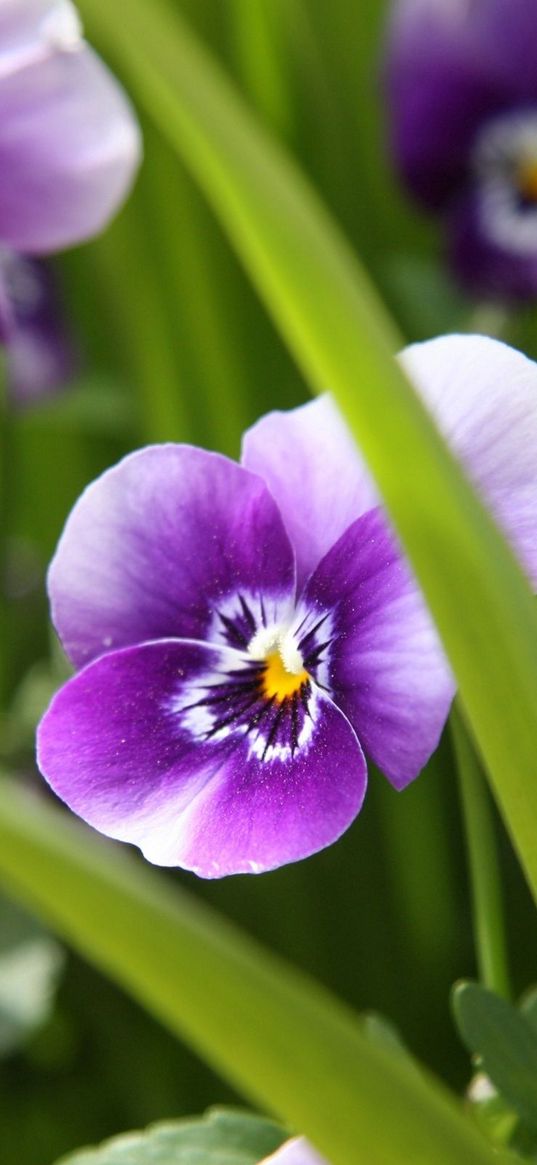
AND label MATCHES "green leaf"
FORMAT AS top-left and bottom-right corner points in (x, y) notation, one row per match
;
(0, 894), (63, 1057)
(362, 1011), (418, 1071)
(466, 1073), (519, 1150)
(453, 982), (537, 1130)
(519, 986), (537, 1033)
(77, 0), (537, 913)
(58, 1108), (284, 1165)
(0, 780), (503, 1165)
